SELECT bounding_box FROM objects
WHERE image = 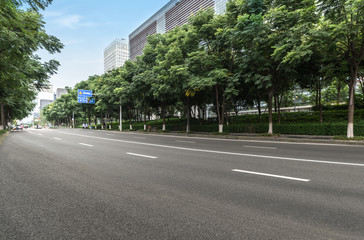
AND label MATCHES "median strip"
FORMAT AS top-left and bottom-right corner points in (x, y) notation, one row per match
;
(126, 152), (157, 159)
(232, 169), (310, 182)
